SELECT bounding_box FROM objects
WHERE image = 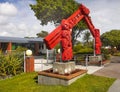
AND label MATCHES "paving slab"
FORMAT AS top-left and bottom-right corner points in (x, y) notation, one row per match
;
(93, 63), (120, 79)
(76, 65), (103, 74)
(111, 56), (120, 63)
(107, 79), (120, 92)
